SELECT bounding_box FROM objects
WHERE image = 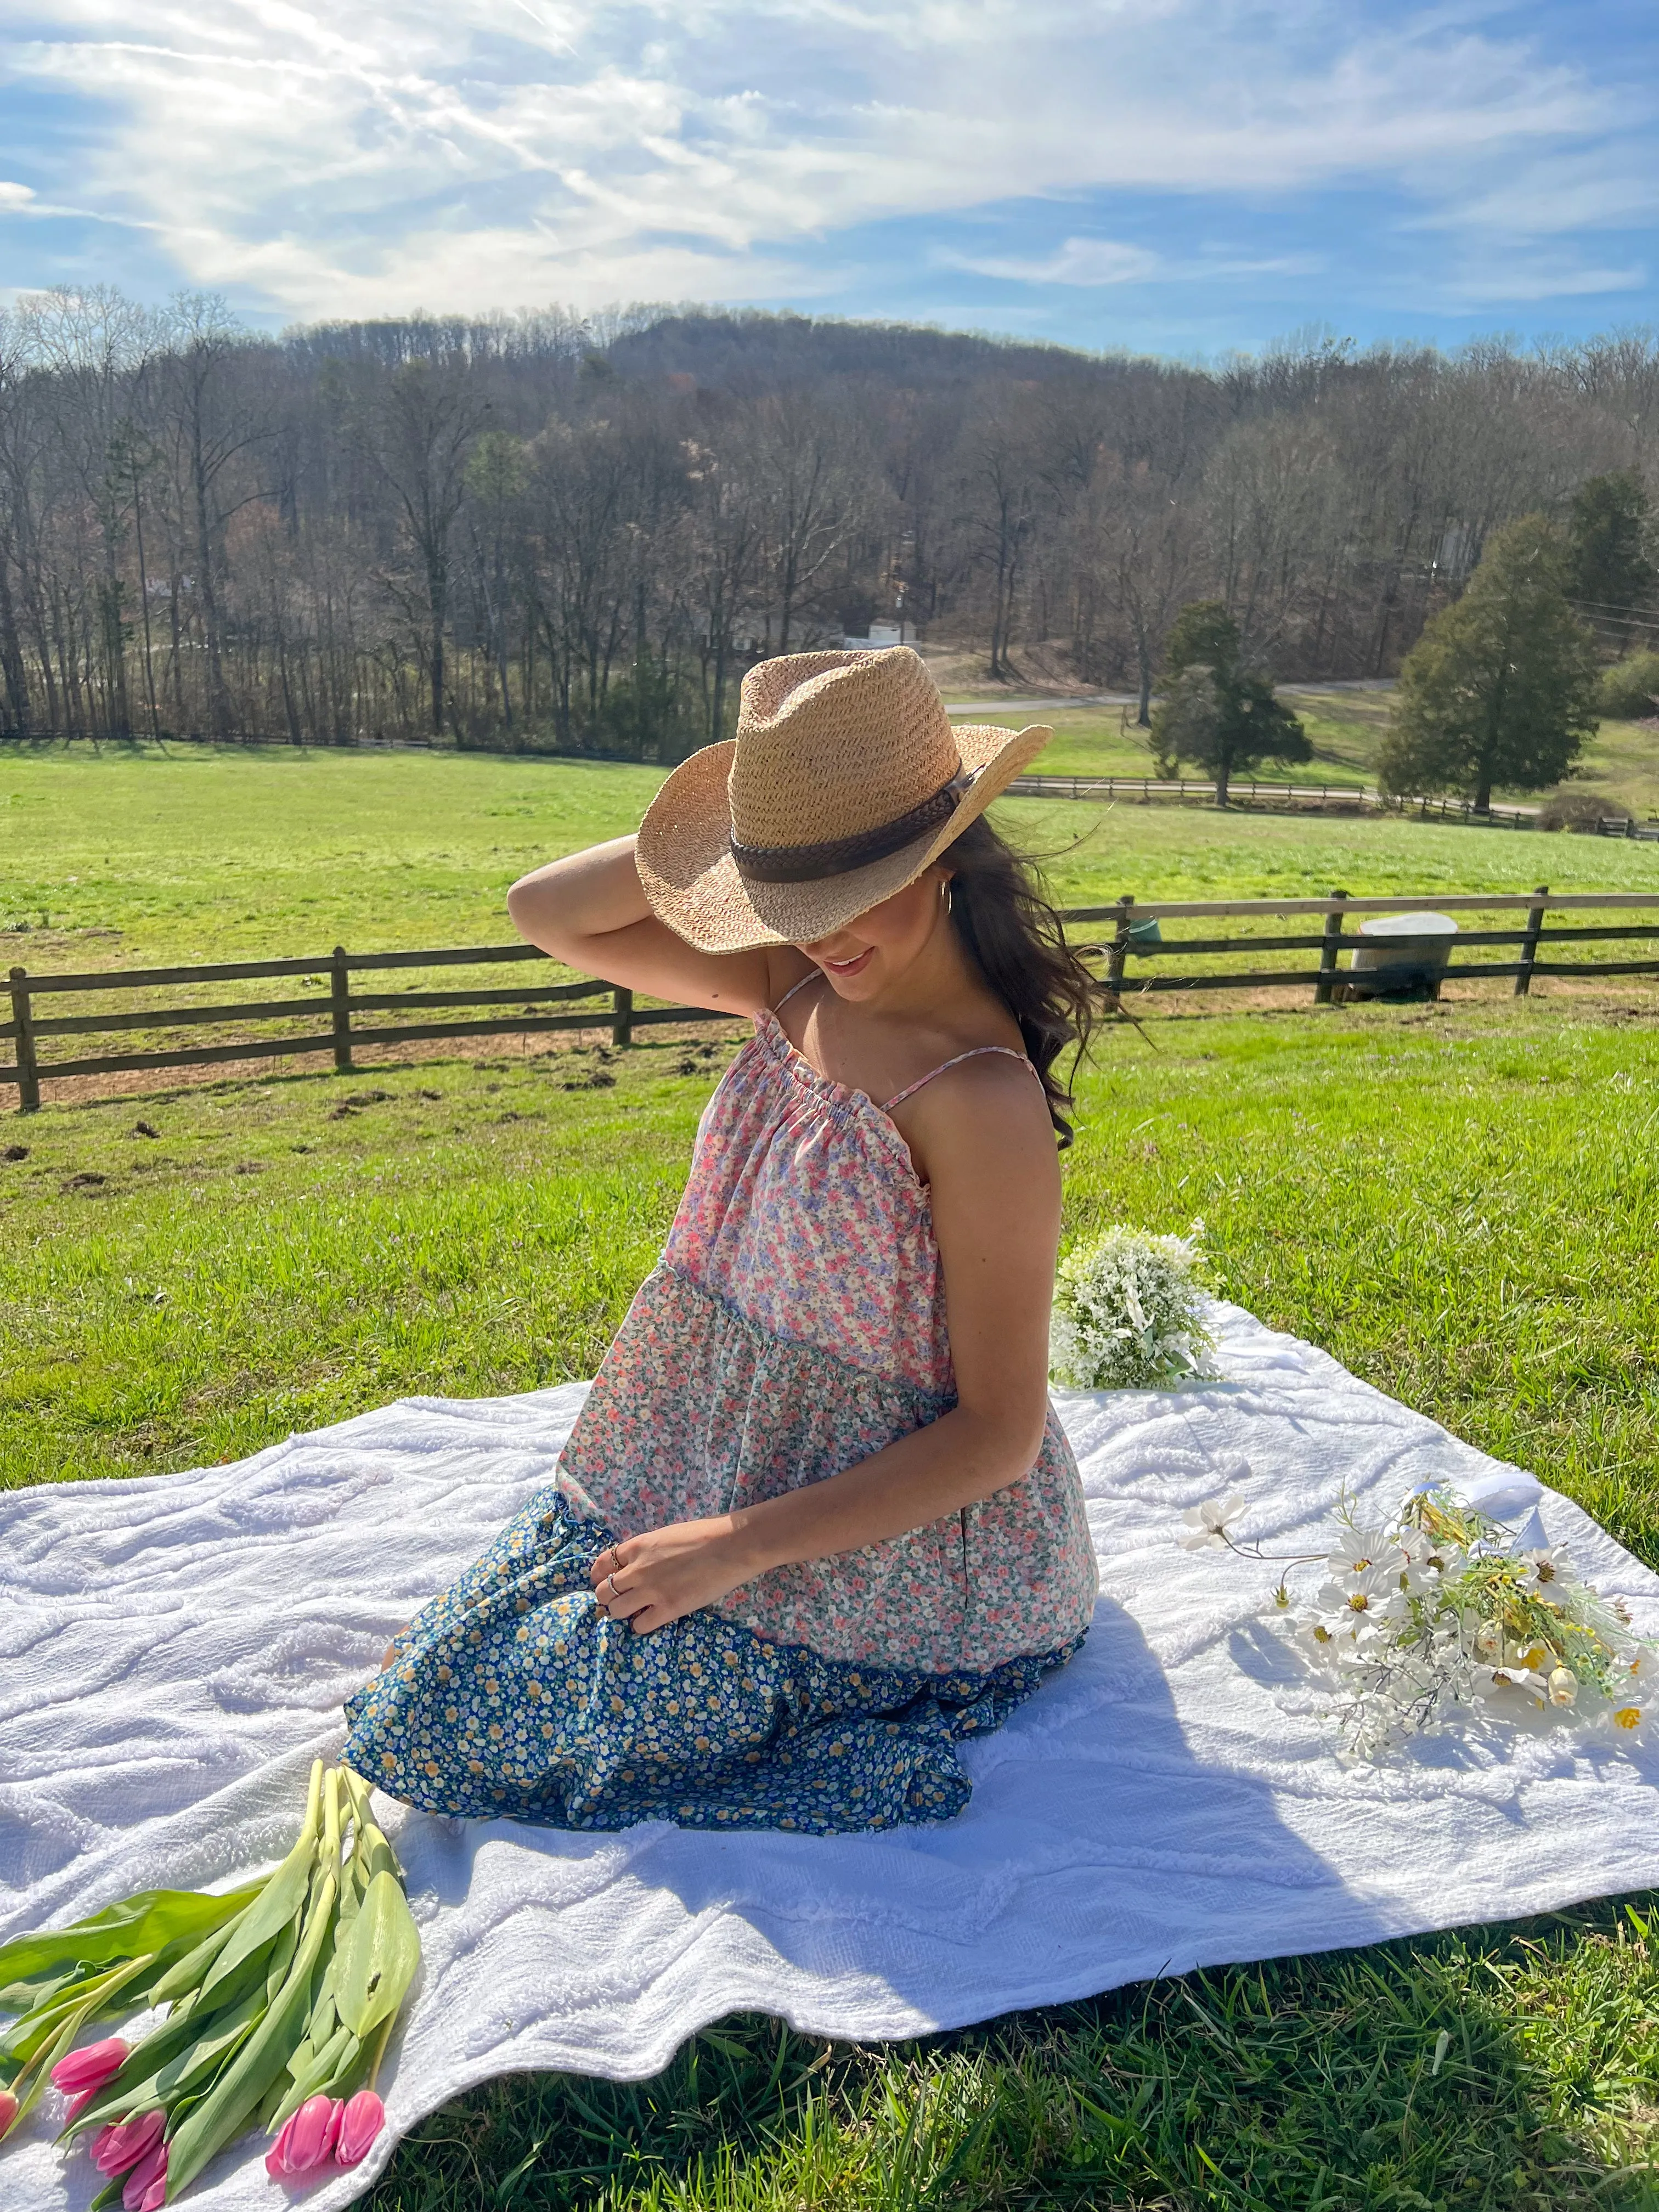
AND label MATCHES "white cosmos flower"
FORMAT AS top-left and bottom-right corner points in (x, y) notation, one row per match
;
(1516, 1545), (1572, 1590)
(1297, 1616), (1342, 1658)
(1179, 1492), (1248, 1550)
(1326, 1526), (1409, 1582)
(1193, 1476), (1656, 1760)
(1318, 1562), (1408, 1625)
